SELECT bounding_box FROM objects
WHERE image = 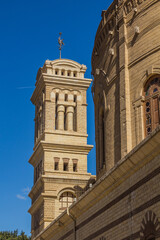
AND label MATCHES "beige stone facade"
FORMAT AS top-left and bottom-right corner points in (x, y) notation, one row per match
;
(28, 0), (160, 239)
(92, 0), (160, 178)
(28, 59), (93, 238)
